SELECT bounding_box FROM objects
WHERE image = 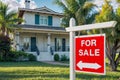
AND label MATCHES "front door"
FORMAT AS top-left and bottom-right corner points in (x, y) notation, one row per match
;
(31, 37), (36, 52)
